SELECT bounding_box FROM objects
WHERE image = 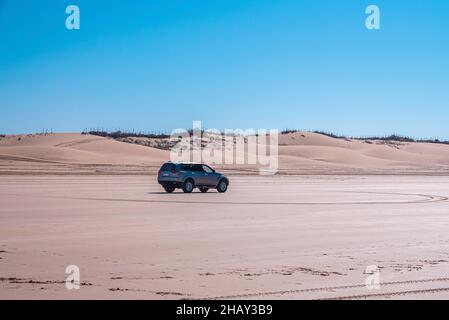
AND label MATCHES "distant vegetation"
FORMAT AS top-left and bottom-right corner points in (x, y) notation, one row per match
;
(84, 129), (449, 146)
(360, 135), (449, 145)
(312, 131), (349, 140)
(280, 129), (302, 135)
(84, 130), (170, 139)
(280, 130), (449, 145)
(281, 129), (348, 139)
